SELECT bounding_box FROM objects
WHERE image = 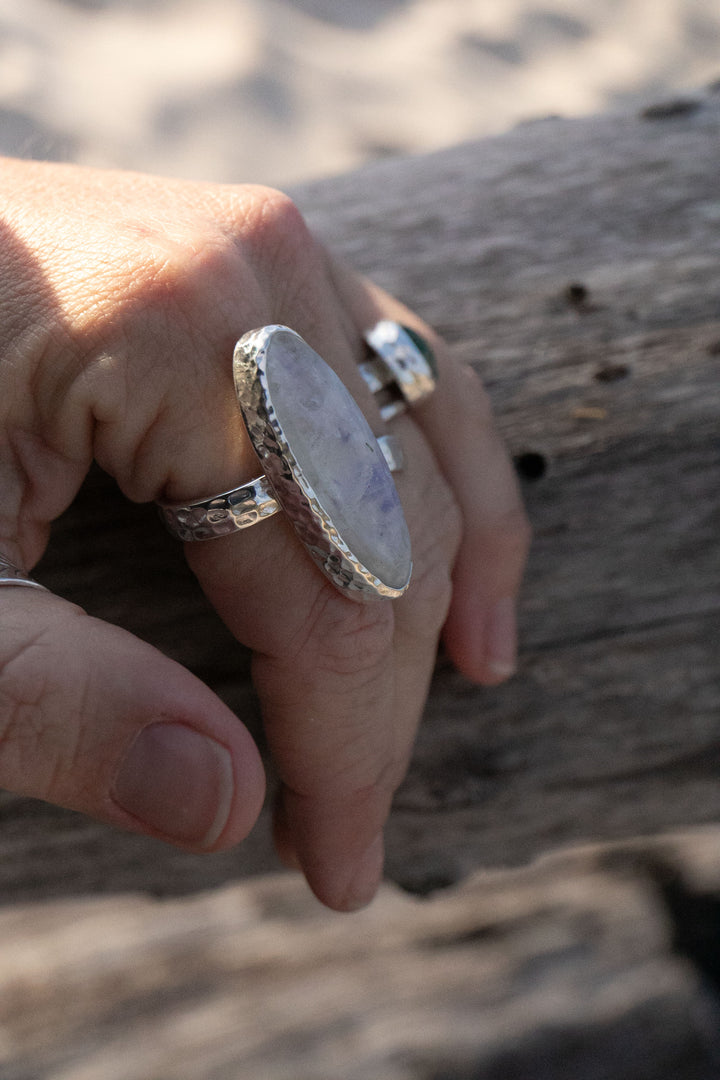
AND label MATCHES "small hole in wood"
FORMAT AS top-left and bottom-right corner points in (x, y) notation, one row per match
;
(640, 97), (701, 120)
(594, 363), (630, 383)
(707, 340), (720, 356)
(514, 451), (547, 481)
(395, 870), (461, 899)
(565, 282), (588, 307)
